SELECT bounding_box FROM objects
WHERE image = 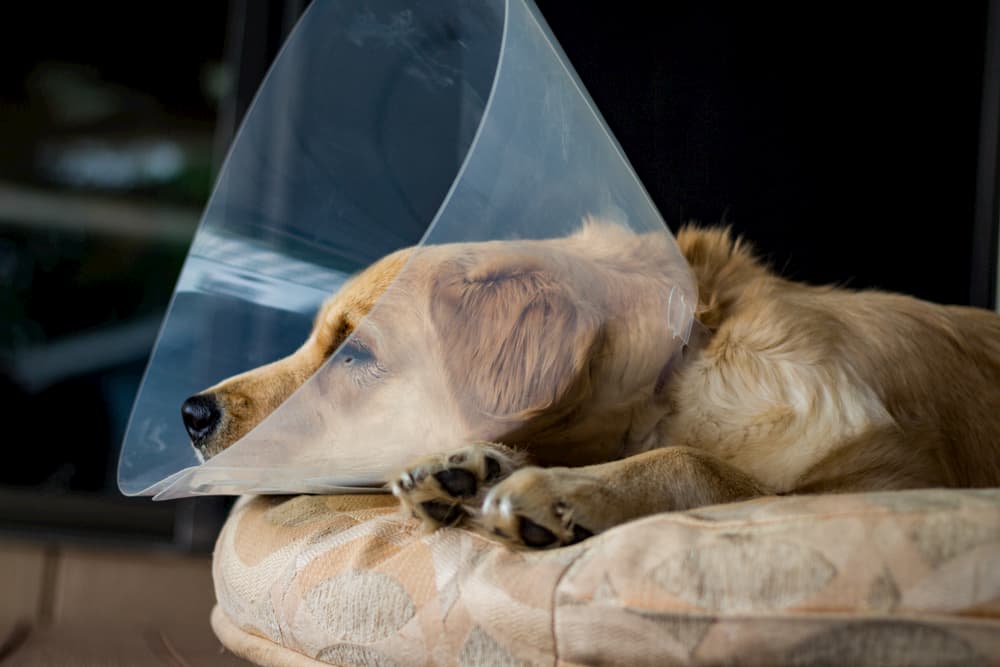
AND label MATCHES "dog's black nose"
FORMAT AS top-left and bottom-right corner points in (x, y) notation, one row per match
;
(182, 394), (220, 441)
